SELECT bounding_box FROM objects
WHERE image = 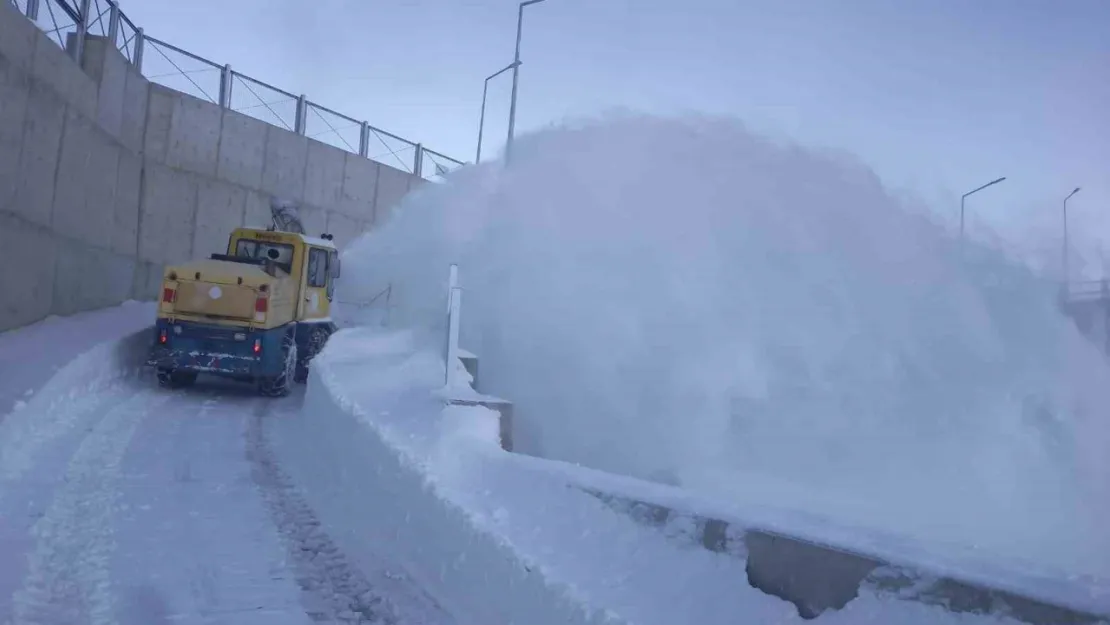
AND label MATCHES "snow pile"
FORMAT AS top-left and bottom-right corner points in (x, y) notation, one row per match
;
(0, 301), (154, 419)
(0, 302), (155, 483)
(283, 326), (1044, 624)
(338, 113), (1110, 579)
